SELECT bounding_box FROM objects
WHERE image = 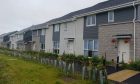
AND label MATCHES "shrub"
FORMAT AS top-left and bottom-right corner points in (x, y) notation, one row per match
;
(128, 61), (140, 71)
